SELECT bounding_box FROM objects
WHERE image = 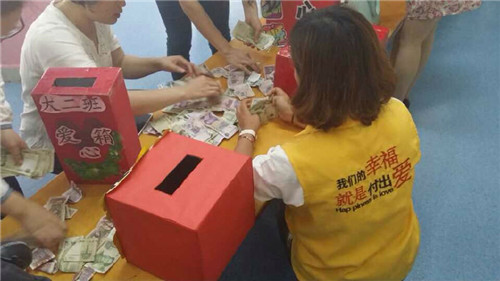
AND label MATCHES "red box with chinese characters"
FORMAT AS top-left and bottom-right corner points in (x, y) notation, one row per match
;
(31, 67), (140, 184)
(274, 25), (391, 97)
(105, 133), (255, 281)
